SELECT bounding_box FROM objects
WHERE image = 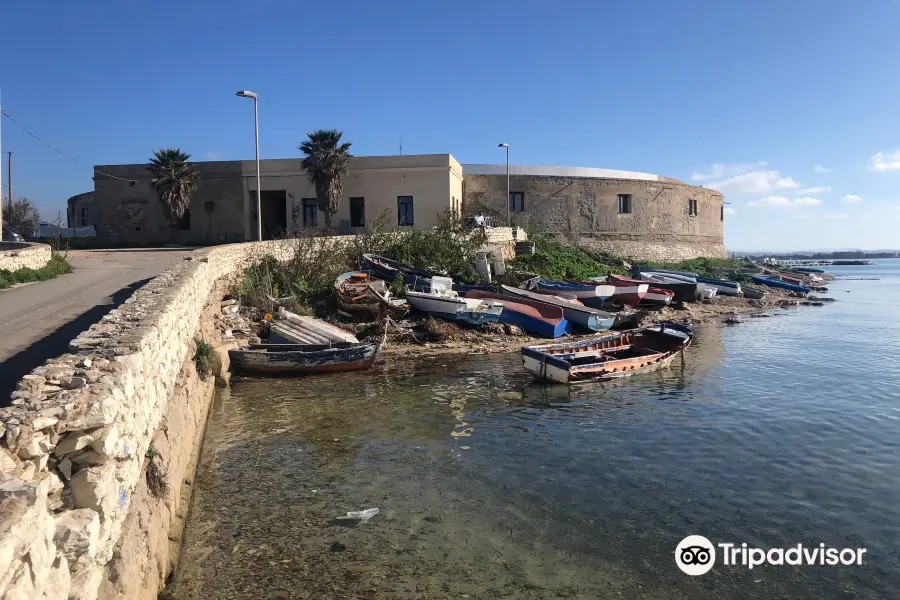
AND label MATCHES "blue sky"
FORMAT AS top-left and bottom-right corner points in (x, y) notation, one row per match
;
(2, 0), (899, 251)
